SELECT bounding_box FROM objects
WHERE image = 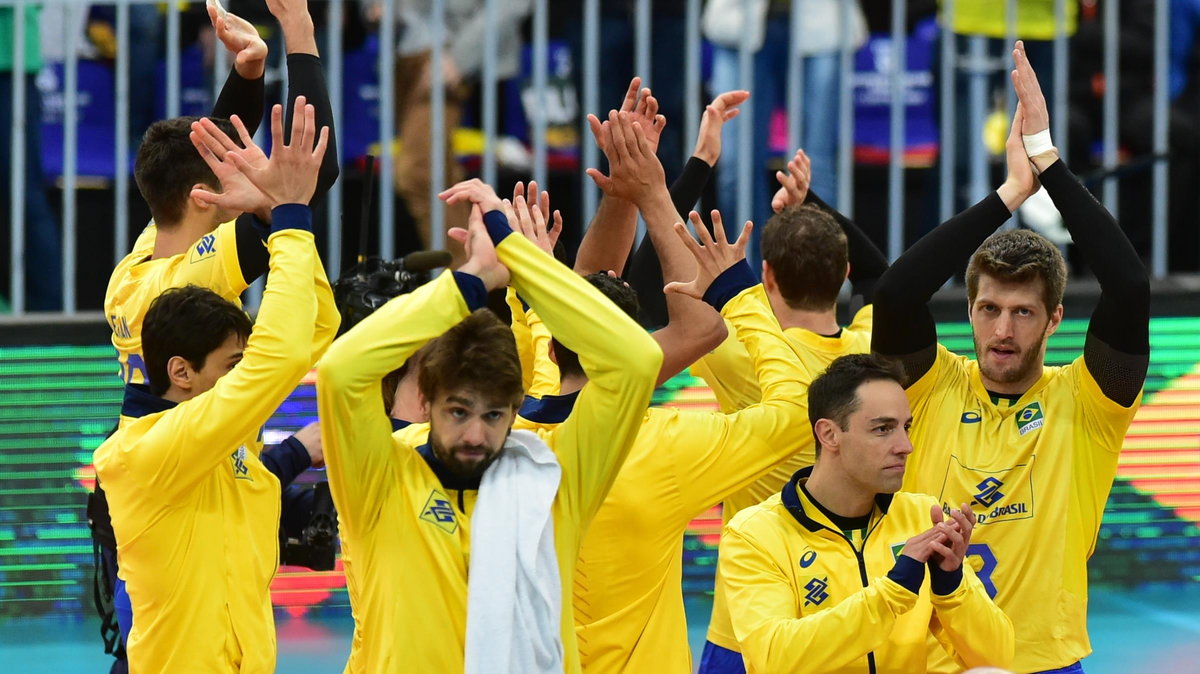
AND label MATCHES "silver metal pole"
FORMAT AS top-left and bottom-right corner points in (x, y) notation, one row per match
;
(582, 0), (599, 228)
(837, 0), (854, 217)
(9, 0), (26, 314)
(481, 0), (498, 187)
(532, 0), (548, 187)
(326, 0), (344, 277)
(735, 0), (754, 228)
(62, 0), (79, 312)
(166, 0), (180, 118)
(430, 0), (446, 250)
(786, 0), (804, 151)
(685, 0), (701, 162)
(1102, 0), (1119, 216)
(939, 0), (956, 223)
(888, 0), (906, 261)
(1053, 0), (1068, 162)
(635, 0), (651, 85)
(1151, 0), (1168, 276)
(378, 0), (395, 259)
(967, 35), (988, 202)
(115, 0), (130, 263)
